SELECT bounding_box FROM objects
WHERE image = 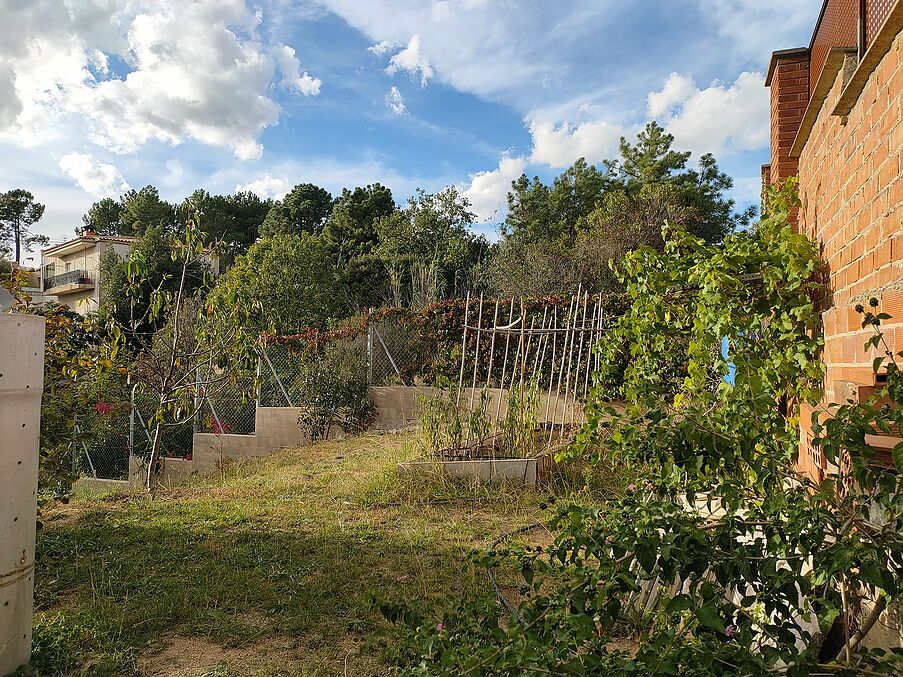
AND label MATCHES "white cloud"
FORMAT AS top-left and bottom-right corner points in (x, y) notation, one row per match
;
(462, 155), (527, 222)
(58, 152), (130, 197)
(649, 71), (769, 157)
(385, 35), (433, 87)
(235, 175), (294, 200)
(697, 0), (815, 61)
(647, 73), (698, 119)
(0, 0), (320, 160)
(318, 0), (616, 108)
(385, 86), (408, 116)
(272, 44), (322, 96)
(527, 118), (628, 169)
(368, 40), (395, 56)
